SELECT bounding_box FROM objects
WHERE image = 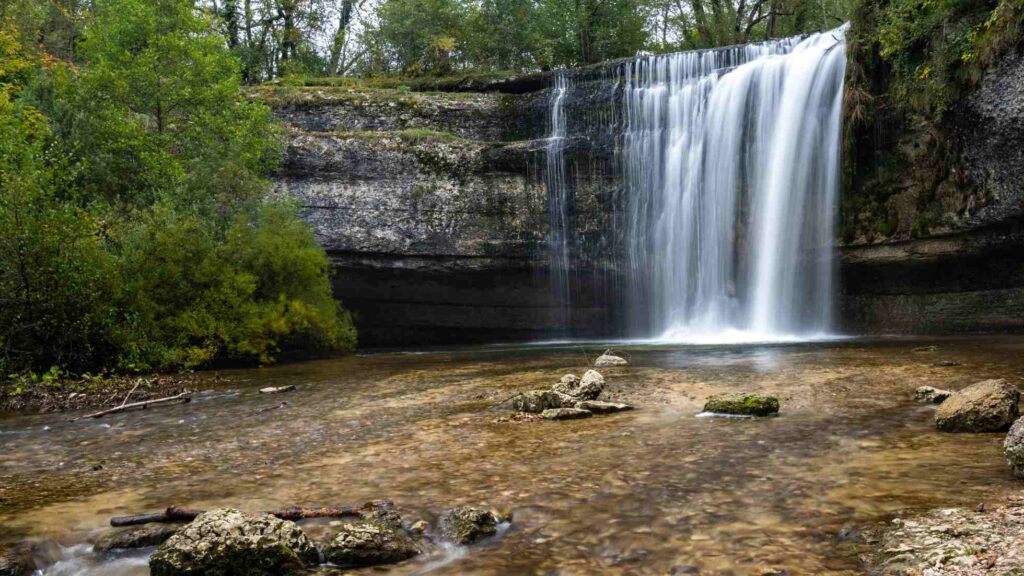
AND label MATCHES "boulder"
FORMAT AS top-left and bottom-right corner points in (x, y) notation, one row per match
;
(96, 523), (183, 552)
(594, 353), (628, 368)
(935, 379), (1020, 432)
(148, 508), (317, 576)
(321, 518), (419, 568)
(1004, 417), (1024, 478)
(511, 390), (571, 413)
(541, 407), (594, 420)
(915, 386), (952, 404)
(553, 370), (604, 401)
(703, 394), (780, 417)
(439, 507), (499, 545)
(576, 400), (634, 414)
